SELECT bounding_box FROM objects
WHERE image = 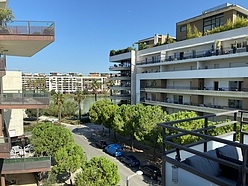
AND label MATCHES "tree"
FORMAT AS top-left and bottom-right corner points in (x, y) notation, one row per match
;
(74, 90), (85, 121)
(75, 156), (120, 186)
(53, 92), (65, 122)
(88, 99), (112, 127)
(101, 103), (119, 138)
(0, 7), (14, 26)
(54, 143), (87, 185)
(62, 100), (77, 118)
(31, 123), (74, 157)
(91, 79), (101, 101)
